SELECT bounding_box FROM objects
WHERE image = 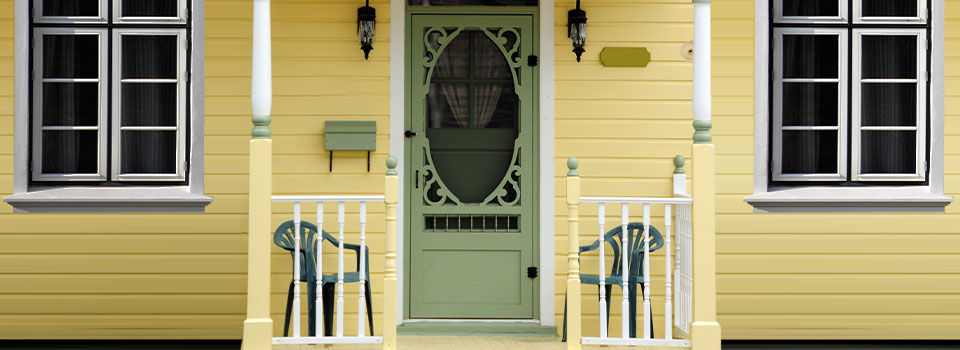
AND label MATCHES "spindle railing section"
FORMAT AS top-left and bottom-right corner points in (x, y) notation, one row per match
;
(566, 156), (694, 348)
(271, 196), (385, 345)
